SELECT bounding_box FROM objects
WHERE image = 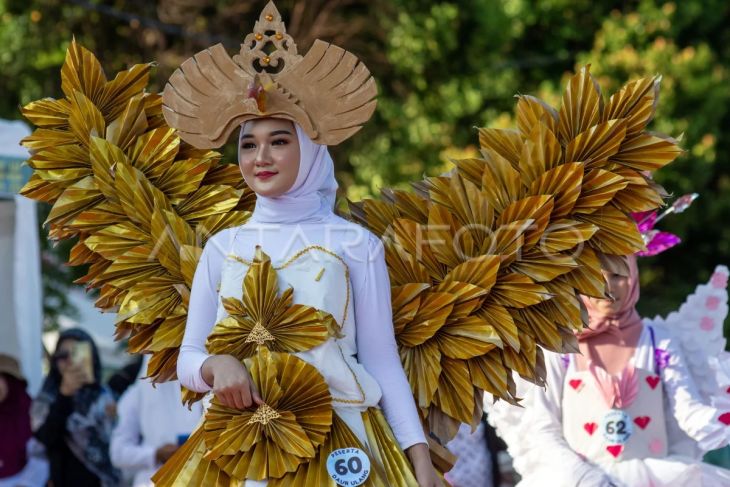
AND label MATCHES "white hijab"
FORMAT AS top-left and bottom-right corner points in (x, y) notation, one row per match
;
(241, 122), (338, 224)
